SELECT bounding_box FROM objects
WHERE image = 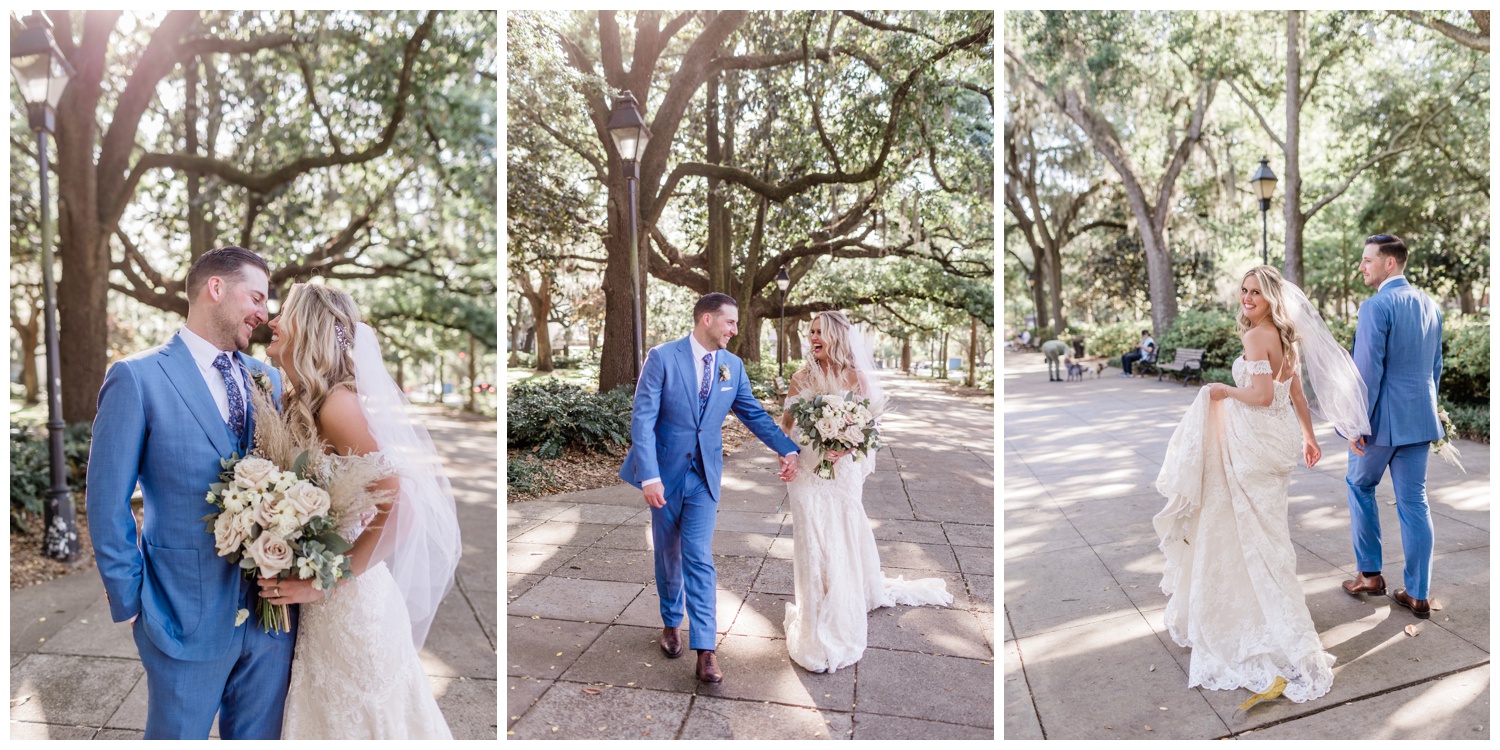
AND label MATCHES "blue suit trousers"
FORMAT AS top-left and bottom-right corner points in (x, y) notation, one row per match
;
(651, 463), (720, 652)
(1346, 443), (1433, 600)
(134, 589), (297, 740)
